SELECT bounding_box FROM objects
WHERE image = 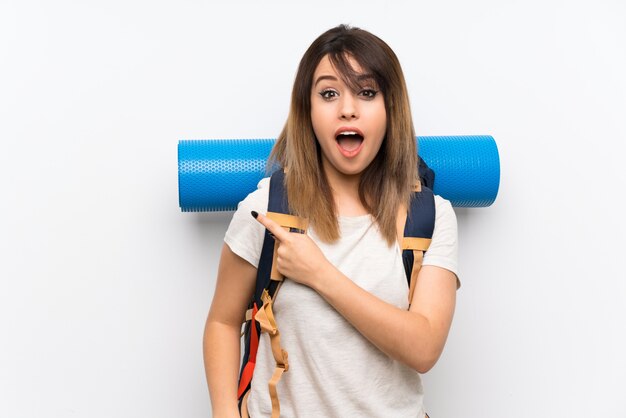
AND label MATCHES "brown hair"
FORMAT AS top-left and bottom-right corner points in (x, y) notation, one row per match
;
(269, 24), (417, 245)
